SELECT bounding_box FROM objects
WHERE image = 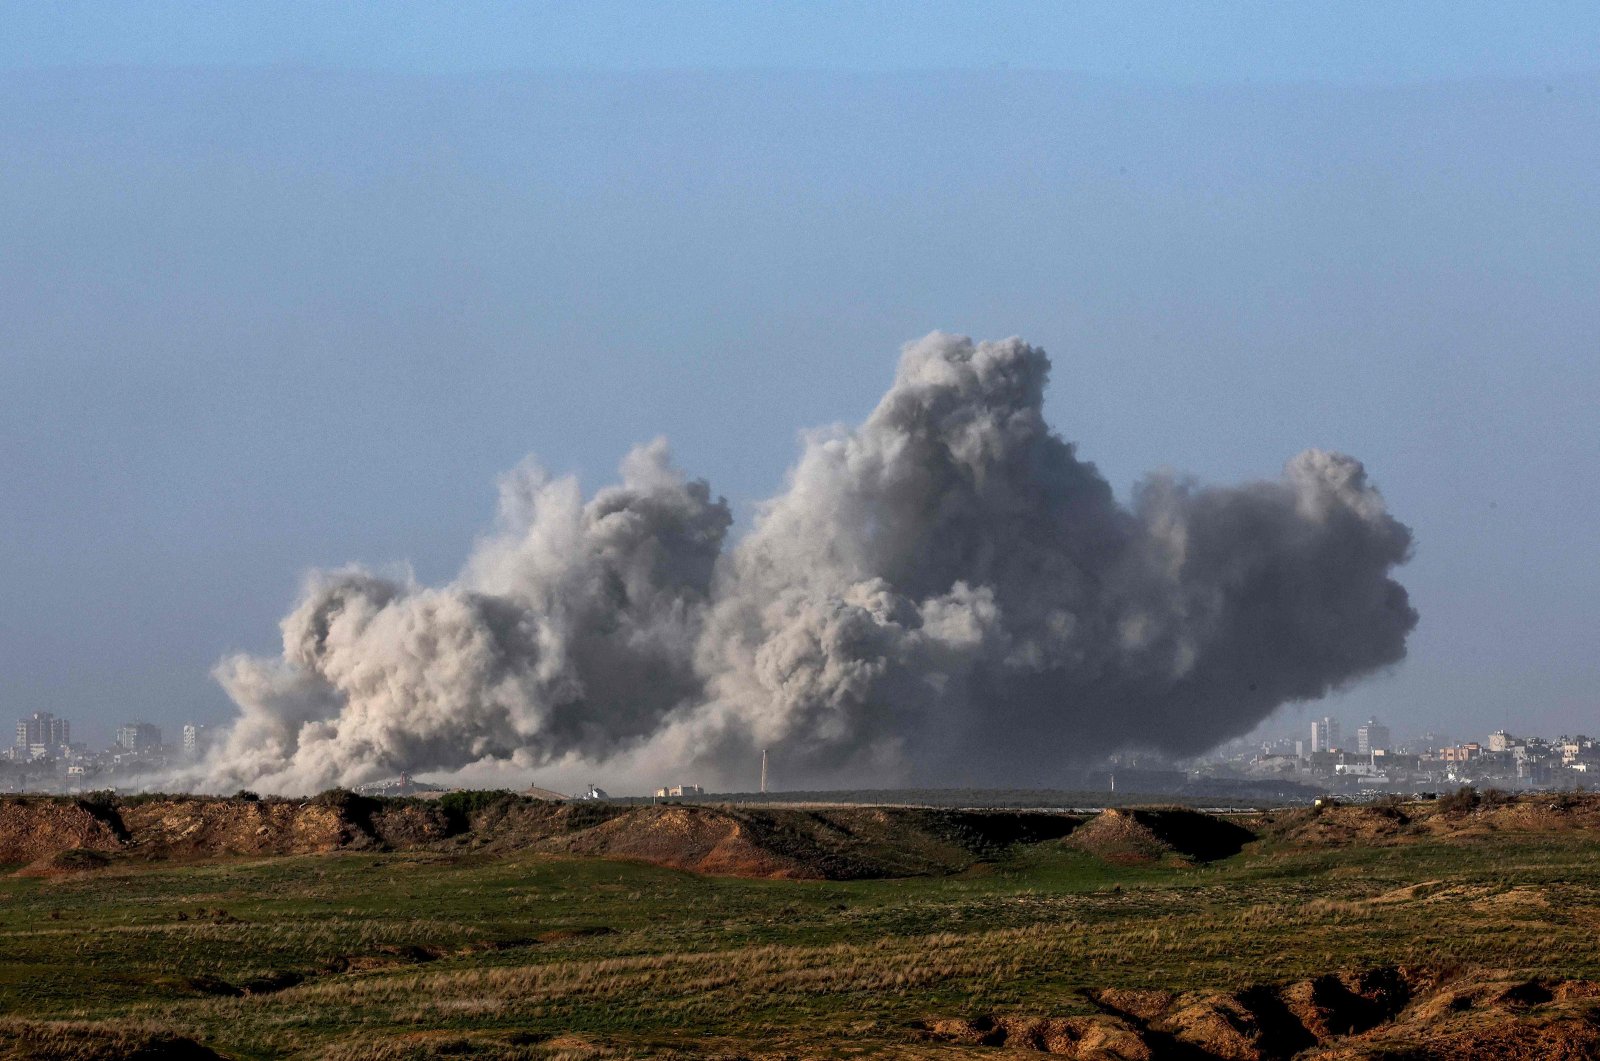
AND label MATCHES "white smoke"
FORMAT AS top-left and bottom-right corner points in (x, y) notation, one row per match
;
(190, 334), (1416, 793)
